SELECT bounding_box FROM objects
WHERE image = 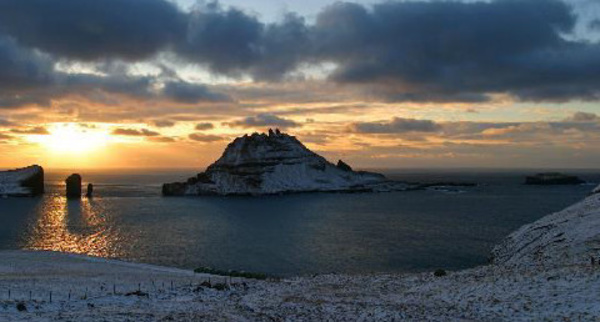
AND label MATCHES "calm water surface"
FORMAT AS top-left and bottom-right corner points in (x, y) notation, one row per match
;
(0, 169), (597, 276)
